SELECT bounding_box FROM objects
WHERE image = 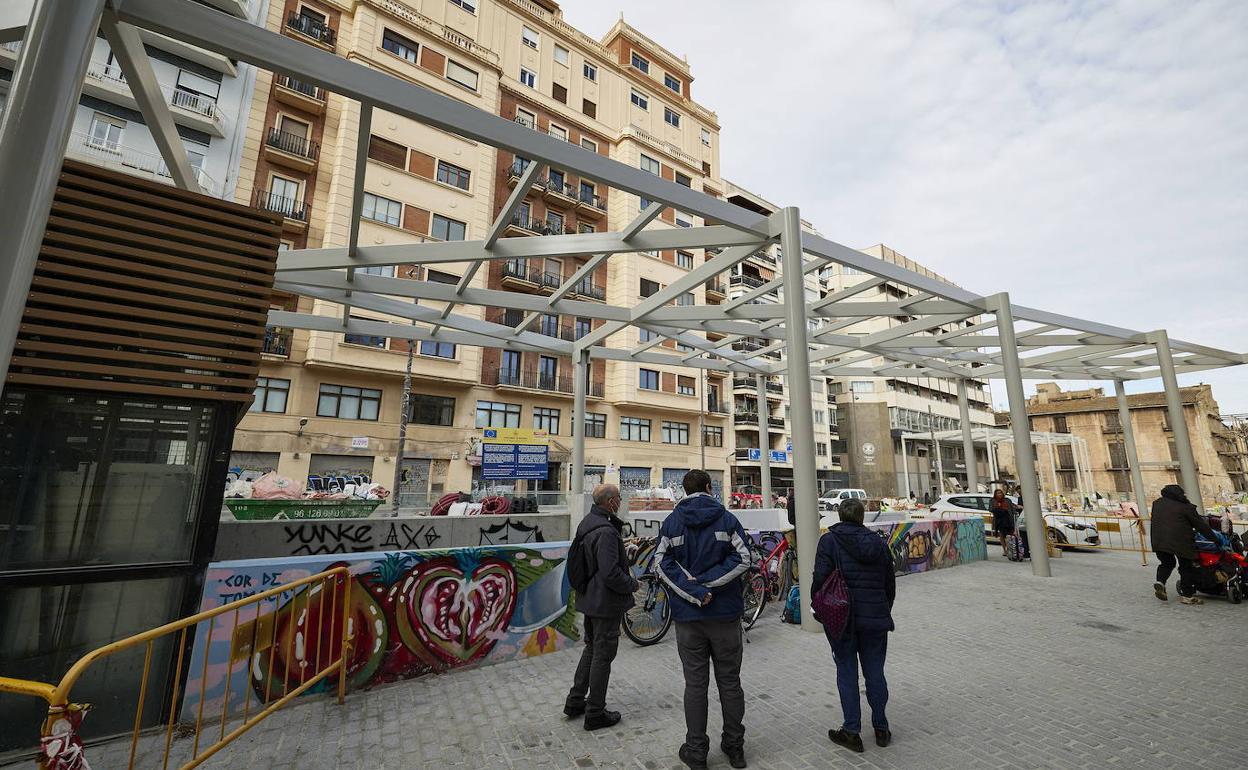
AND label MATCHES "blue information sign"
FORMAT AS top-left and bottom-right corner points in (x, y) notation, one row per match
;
(747, 448), (762, 461)
(480, 428), (549, 479)
(770, 450), (788, 462)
